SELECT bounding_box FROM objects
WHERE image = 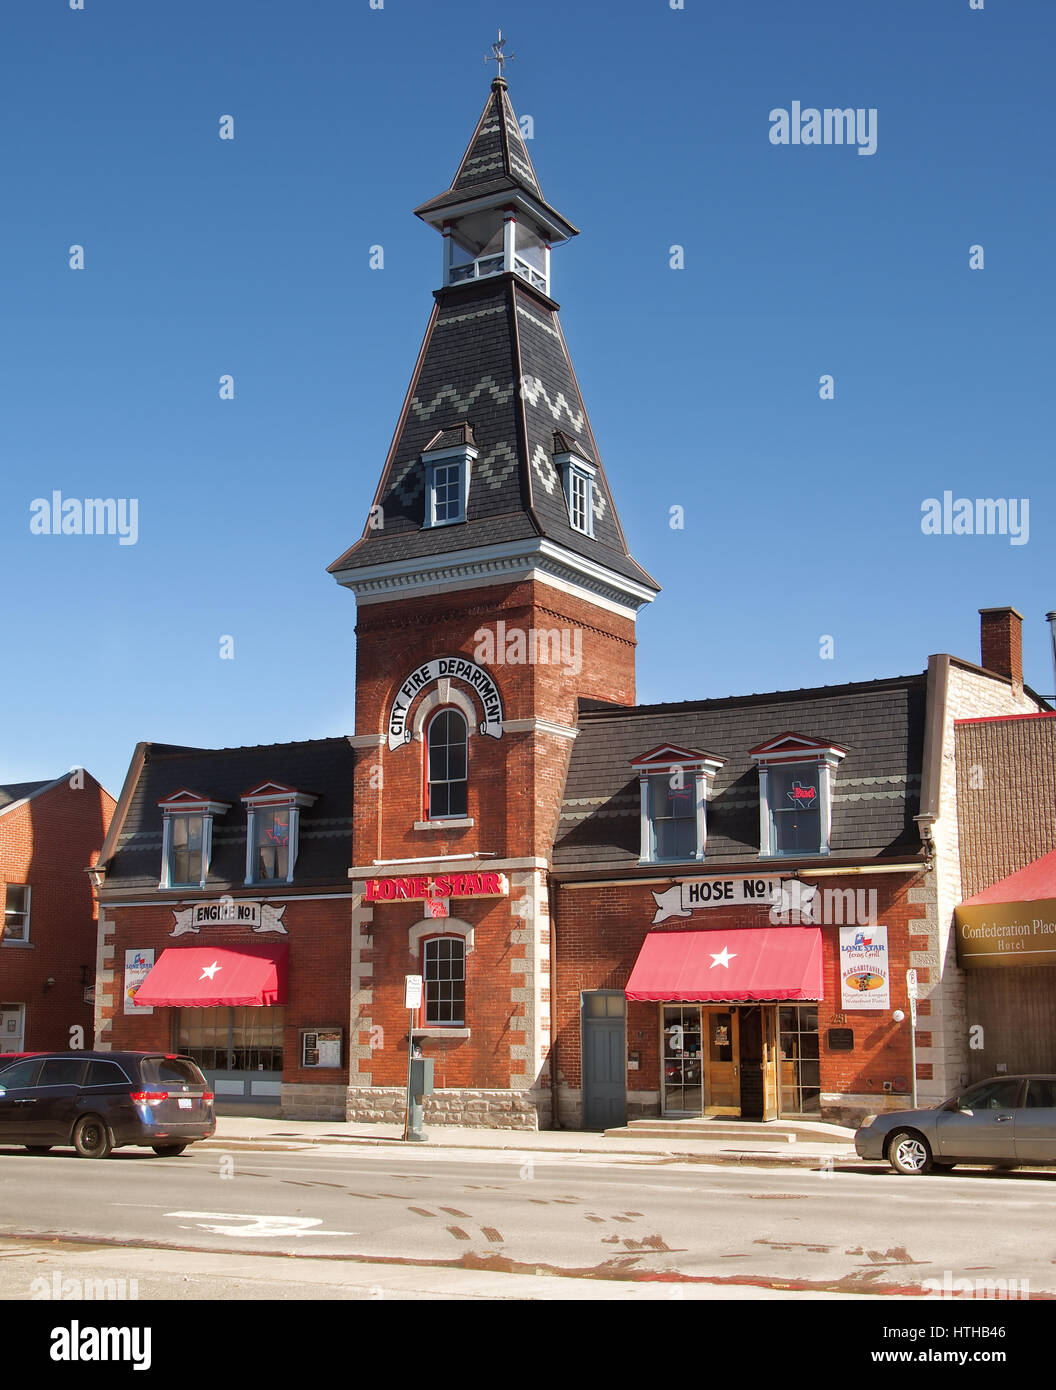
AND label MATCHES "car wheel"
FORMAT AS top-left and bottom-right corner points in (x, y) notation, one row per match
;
(73, 1115), (112, 1159)
(151, 1144), (188, 1157)
(888, 1130), (934, 1175)
(24, 1146), (52, 1154)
